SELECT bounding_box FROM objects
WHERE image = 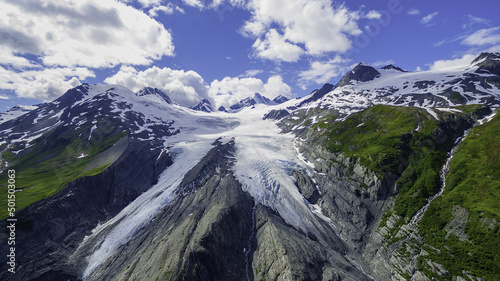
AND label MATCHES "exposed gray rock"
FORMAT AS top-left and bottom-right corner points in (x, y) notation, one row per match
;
(444, 205), (469, 241)
(0, 138), (172, 281)
(82, 139), (255, 281)
(252, 205), (370, 281)
(263, 109), (290, 120)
